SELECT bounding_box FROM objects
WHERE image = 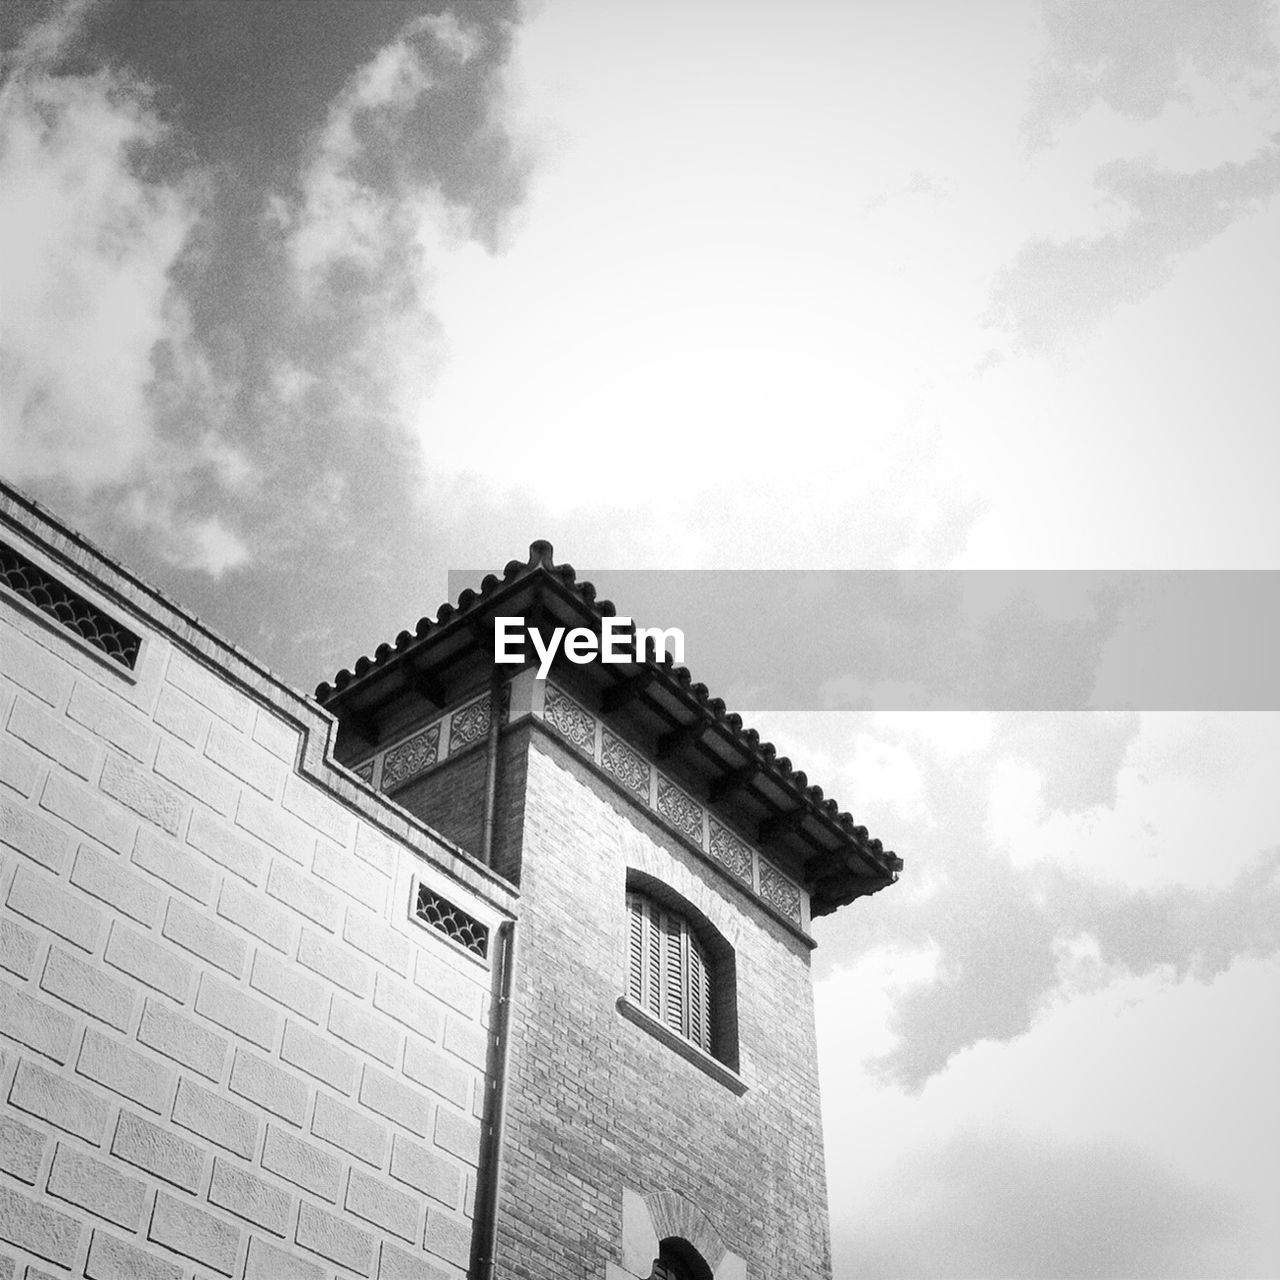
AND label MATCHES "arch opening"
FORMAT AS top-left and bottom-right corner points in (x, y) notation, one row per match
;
(649, 1236), (714, 1280)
